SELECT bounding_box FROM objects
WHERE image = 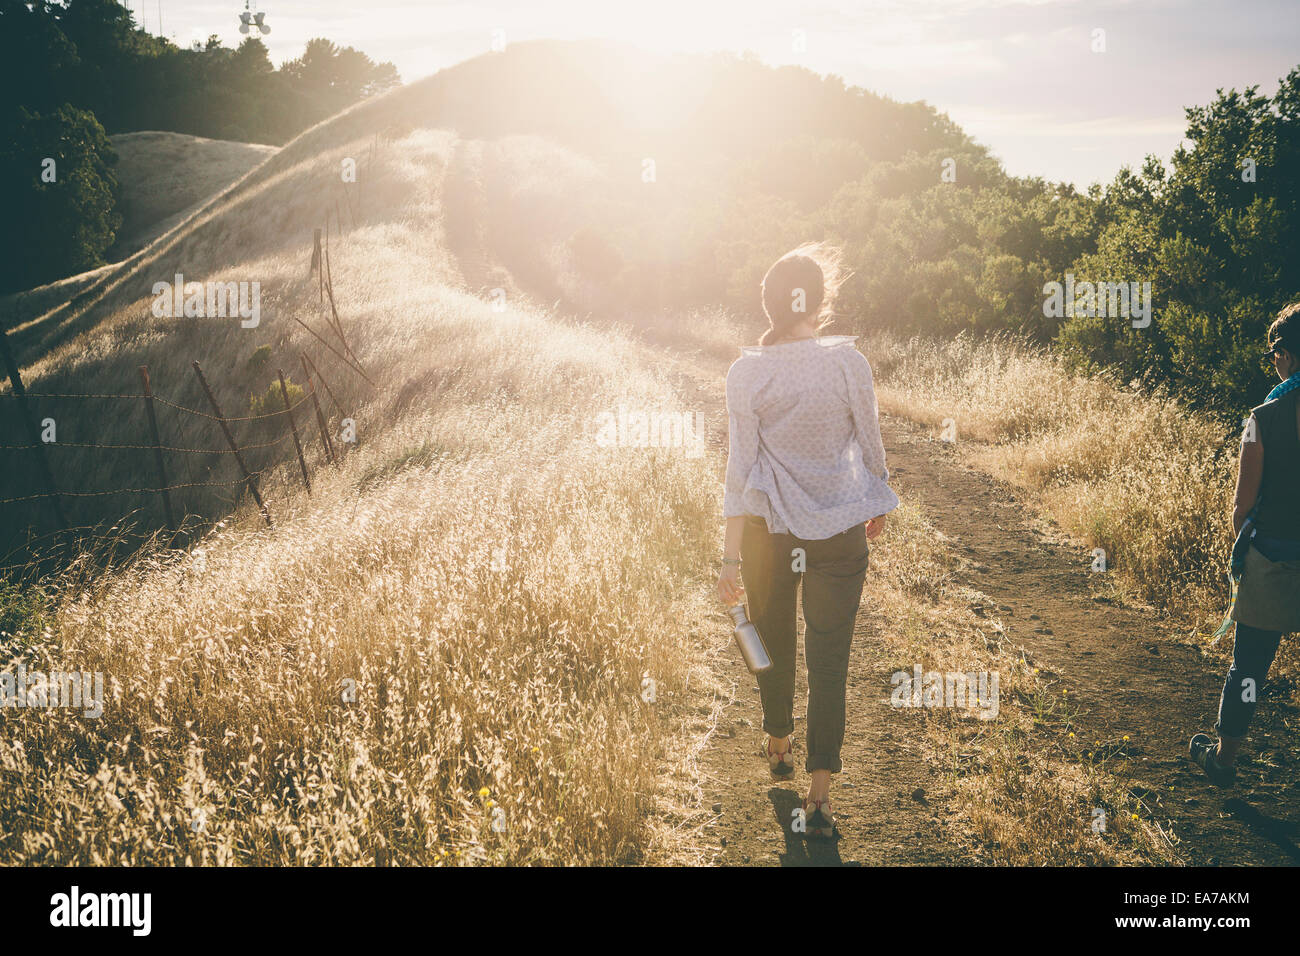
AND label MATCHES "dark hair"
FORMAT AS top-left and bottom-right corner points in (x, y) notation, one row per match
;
(1267, 301), (1300, 356)
(758, 243), (844, 346)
